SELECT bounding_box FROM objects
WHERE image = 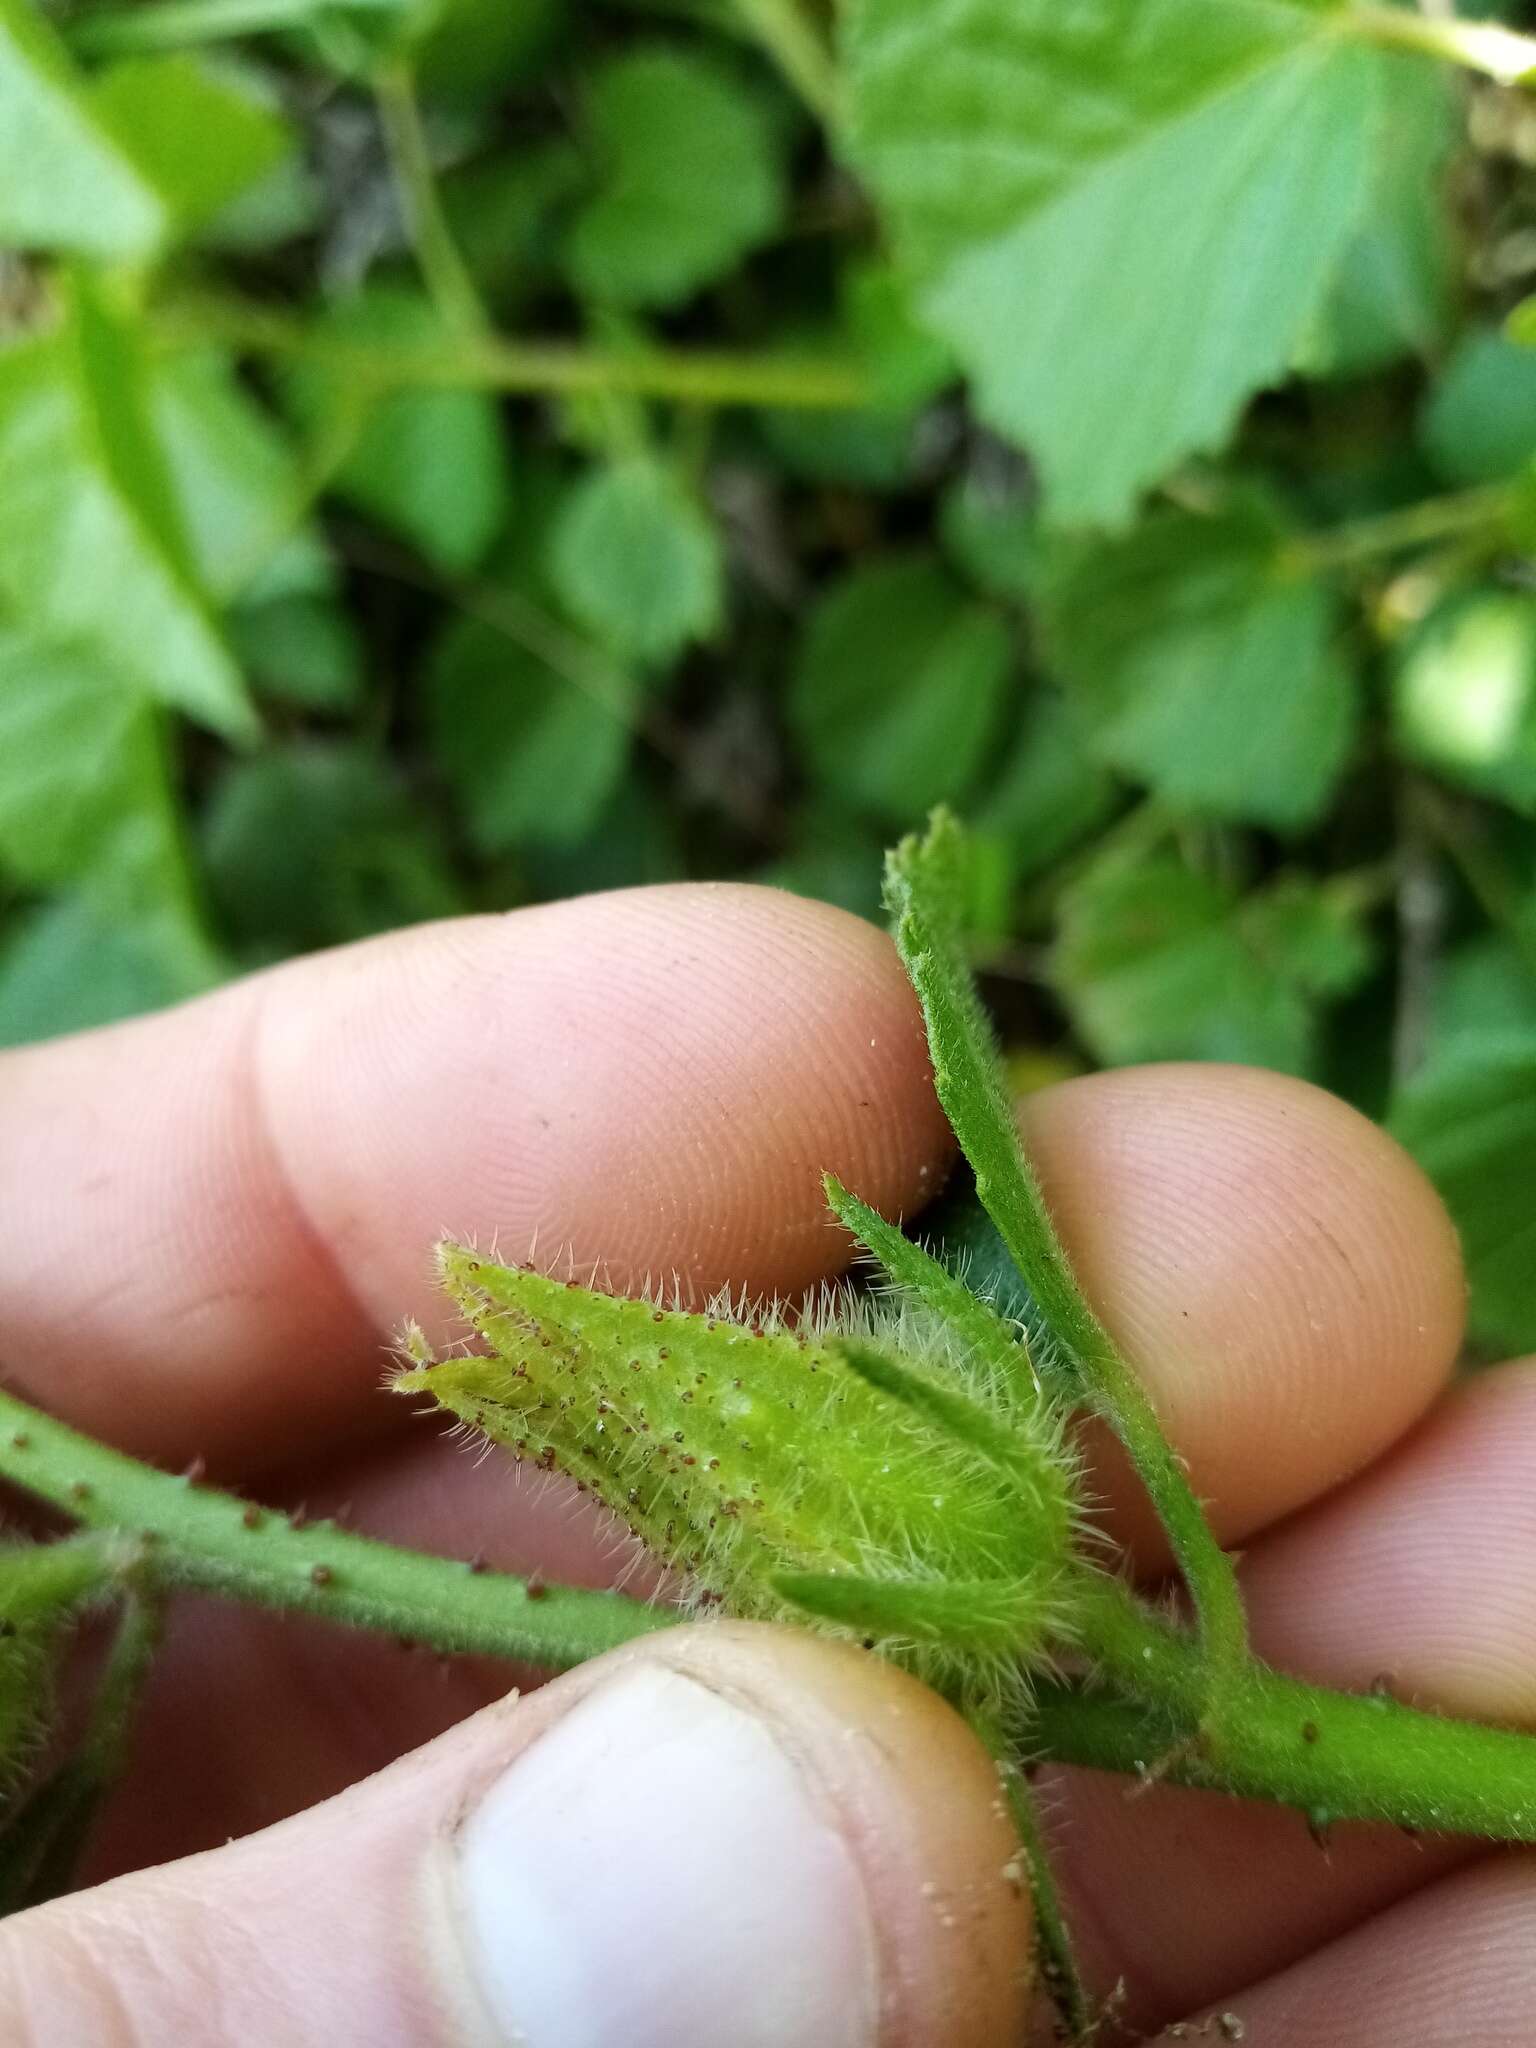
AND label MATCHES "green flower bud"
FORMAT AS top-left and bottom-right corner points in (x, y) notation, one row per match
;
(395, 1242), (1085, 1703)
